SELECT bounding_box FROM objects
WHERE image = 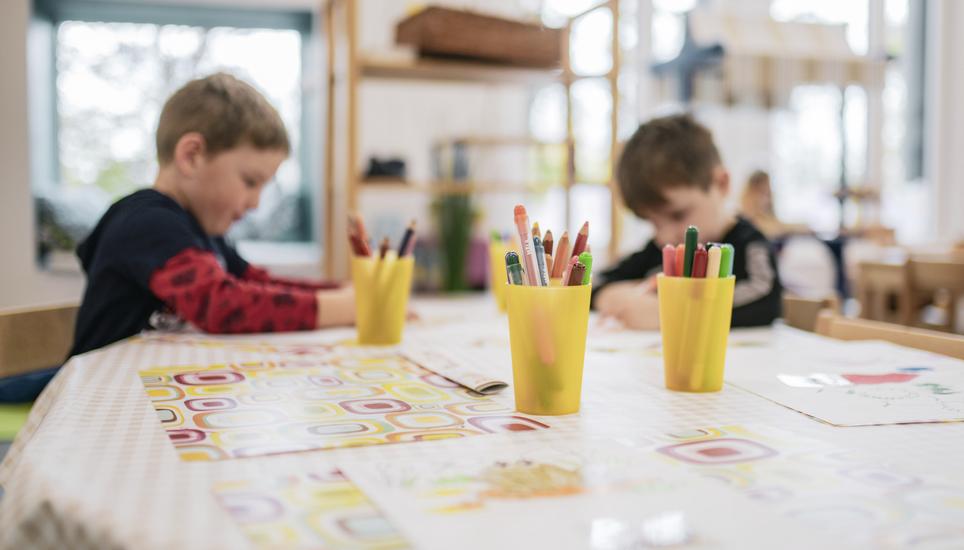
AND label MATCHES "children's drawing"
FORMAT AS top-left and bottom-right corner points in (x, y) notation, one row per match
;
(650, 424), (964, 547)
(215, 469), (409, 549)
(339, 438), (831, 550)
(140, 352), (549, 461)
(727, 341), (964, 426)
